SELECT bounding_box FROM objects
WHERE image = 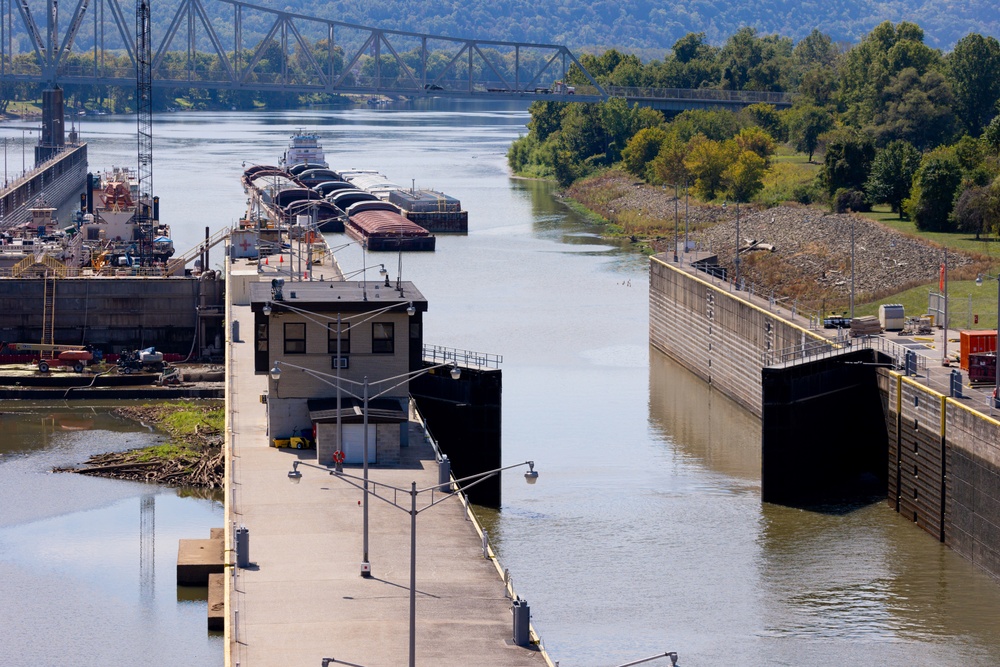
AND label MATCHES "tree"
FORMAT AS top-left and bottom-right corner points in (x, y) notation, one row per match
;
(951, 185), (993, 238)
(985, 115), (1000, 155)
(734, 126), (776, 165)
(684, 136), (738, 200)
(649, 132), (690, 186)
(906, 149), (963, 231)
(865, 140), (922, 217)
(823, 130), (876, 194)
(785, 104), (833, 162)
(741, 103), (784, 142)
(621, 127), (668, 178)
(723, 151), (768, 202)
(948, 33), (1000, 136)
(871, 68), (956, 150)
